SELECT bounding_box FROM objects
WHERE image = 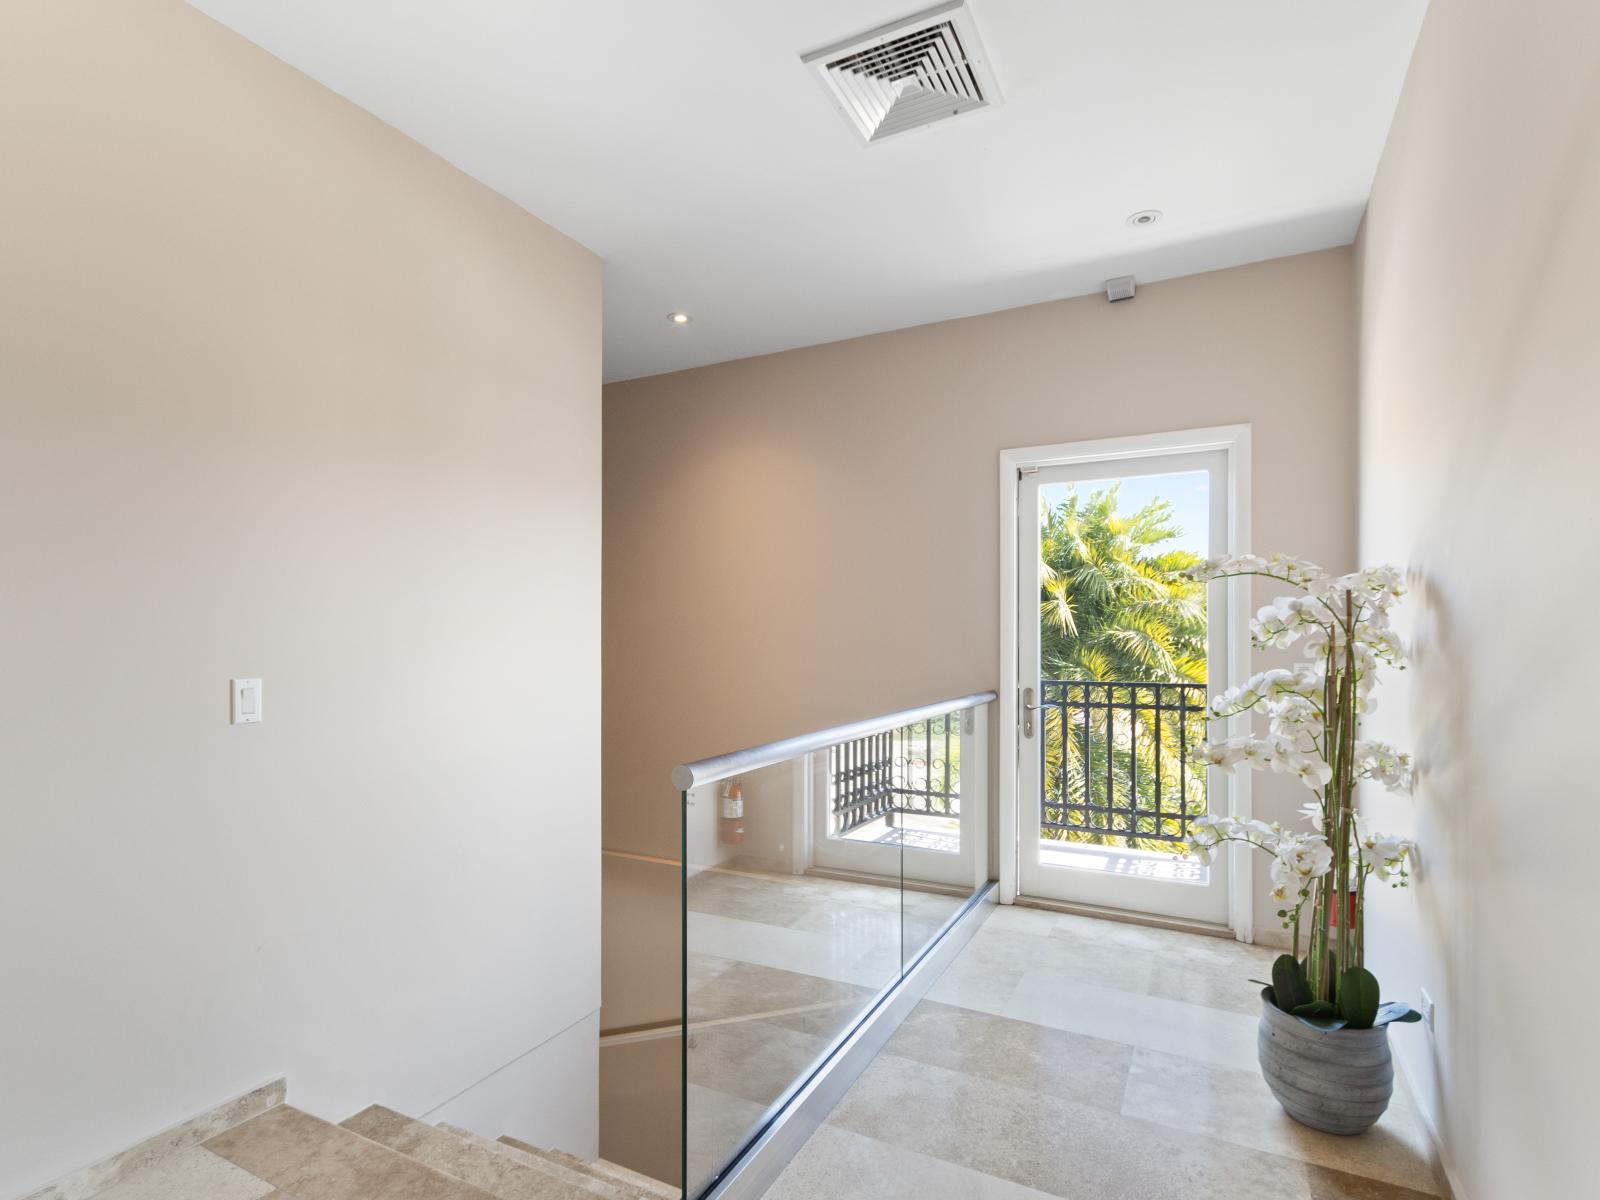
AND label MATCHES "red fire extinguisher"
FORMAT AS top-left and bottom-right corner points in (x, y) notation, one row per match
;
(720, 781), (745, 845)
